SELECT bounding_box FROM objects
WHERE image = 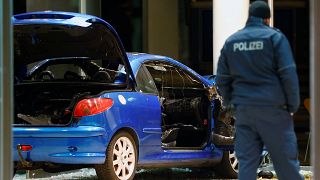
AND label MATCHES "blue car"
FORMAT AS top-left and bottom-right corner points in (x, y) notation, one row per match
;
(13, 11), (237, 179)
(203, 75), (216, 85)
